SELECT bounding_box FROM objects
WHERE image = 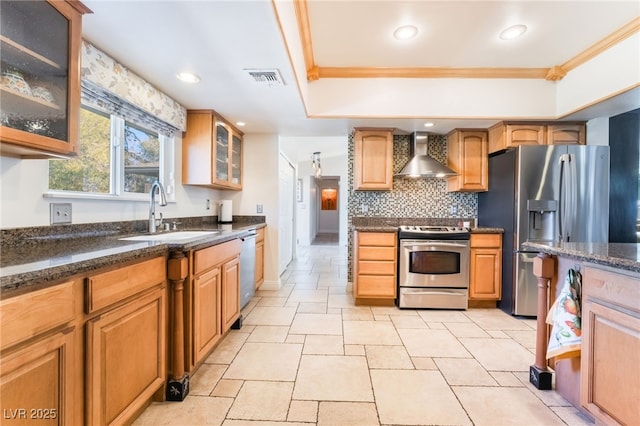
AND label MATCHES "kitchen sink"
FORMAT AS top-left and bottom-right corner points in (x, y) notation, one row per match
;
(119, 230), (220, 242)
